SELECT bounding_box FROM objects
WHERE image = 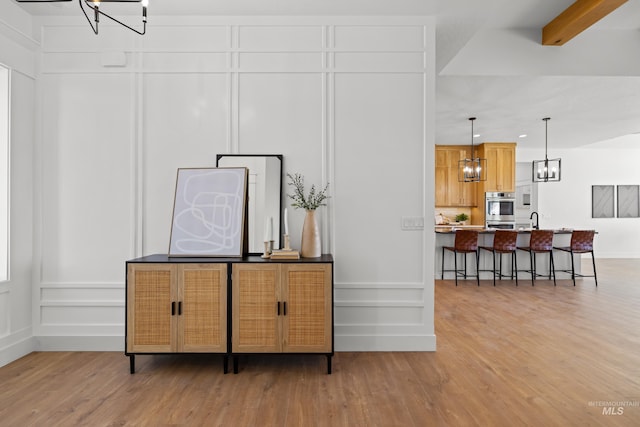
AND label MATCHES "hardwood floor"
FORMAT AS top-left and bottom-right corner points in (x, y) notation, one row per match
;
(1, 259), (639, 426)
